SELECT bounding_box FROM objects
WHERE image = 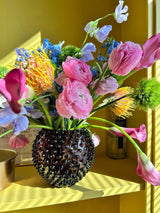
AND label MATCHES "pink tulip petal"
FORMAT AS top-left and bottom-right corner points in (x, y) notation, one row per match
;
(108, 41), (142, 76)
(9, 135), (29, 149)
(137, 152), (160, 185)
(109, 124), (146, 143)
(134, 33), (160, 70)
